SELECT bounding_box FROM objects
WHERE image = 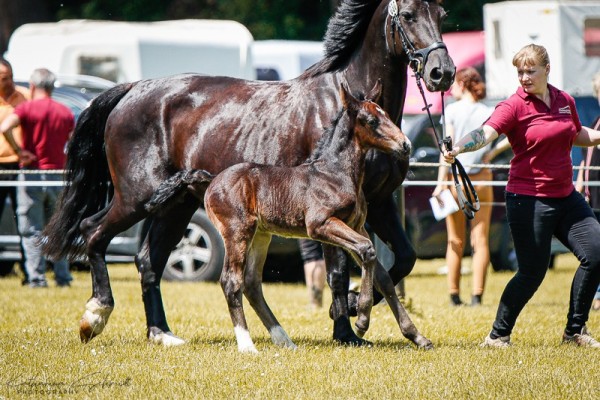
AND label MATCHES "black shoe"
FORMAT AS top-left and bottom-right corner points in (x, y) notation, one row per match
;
(450, 294), (463, 306)
(471, 294), (482, 306)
